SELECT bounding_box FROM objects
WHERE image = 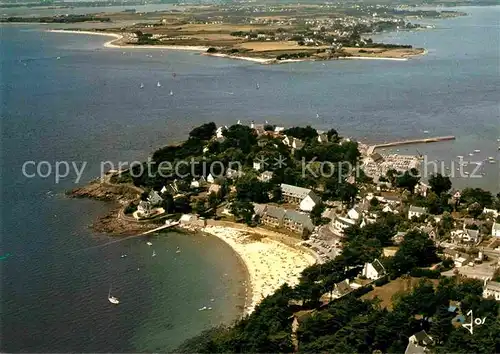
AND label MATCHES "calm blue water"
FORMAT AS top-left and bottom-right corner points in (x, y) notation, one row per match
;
(1, 5), (499, 352)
